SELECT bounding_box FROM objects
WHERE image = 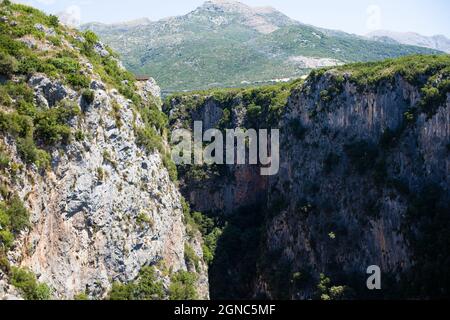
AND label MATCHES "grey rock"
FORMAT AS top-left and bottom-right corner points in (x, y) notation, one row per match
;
(34, 23), (56, 36)
(1, 75), (209, 300)
(28, 74), (75, 107)
(93, 41), (110, 57)
(90, 80), (106, 91)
